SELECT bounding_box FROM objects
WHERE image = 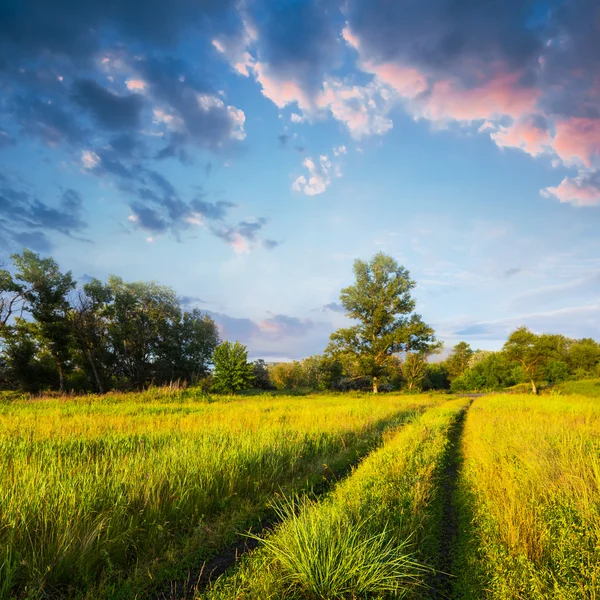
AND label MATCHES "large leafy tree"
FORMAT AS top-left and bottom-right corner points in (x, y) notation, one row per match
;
(327, 252), (438, 393)
(212, 341), (255, 394)
(69, 279), (113, 393)
(446, 341), (474, 380)
(11, 250), (75, 391)
(503, 327), (569, 394)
